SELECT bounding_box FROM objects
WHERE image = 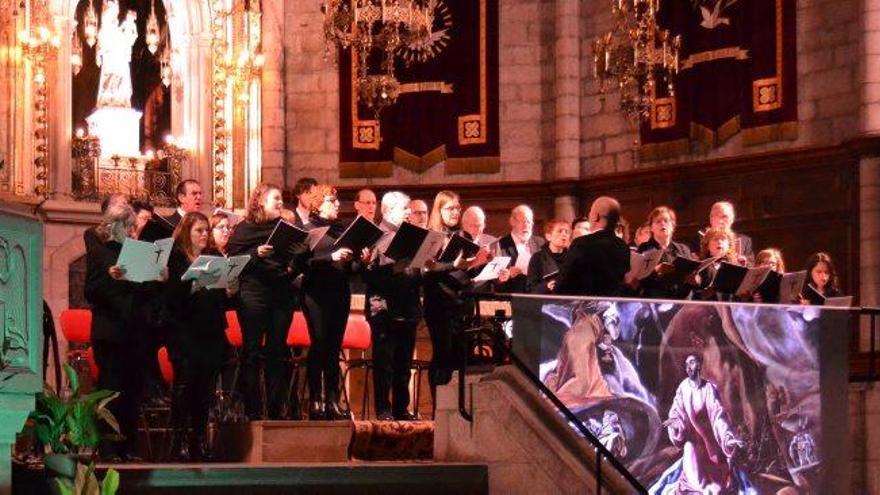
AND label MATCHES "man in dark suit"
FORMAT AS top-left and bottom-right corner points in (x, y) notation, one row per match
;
(556, 197), (630, 297)
(292, 177), (317, 227)
(165, 179), (203, 227)
(705, 200), (754, 266)
(493, 205), (545, 294)
(84, 193), (129, 252)
(461, 206), (498, 247)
